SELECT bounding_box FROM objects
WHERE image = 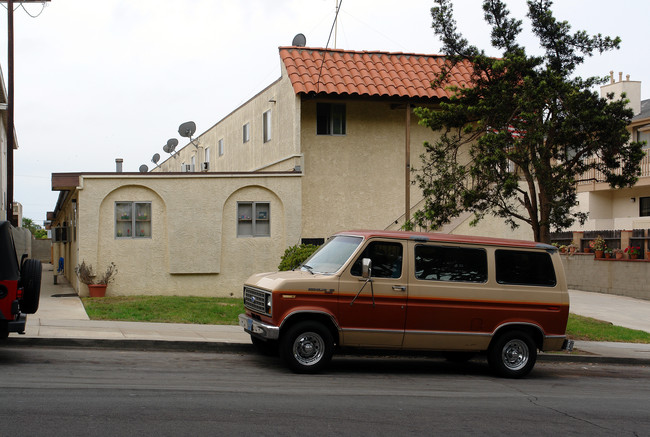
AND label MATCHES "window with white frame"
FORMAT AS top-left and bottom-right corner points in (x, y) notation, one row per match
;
(204, 147), (210, 164)
(637, 127), (650, 149)
(243, 122), (250, 143)
(263, 110), (272, 143)
(191, 155), (196, 172)
(237, 202), (270, 237)
(317, 103), (346, 135)
(115, 202), (152, 238)
(218, 138), (224, 156)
